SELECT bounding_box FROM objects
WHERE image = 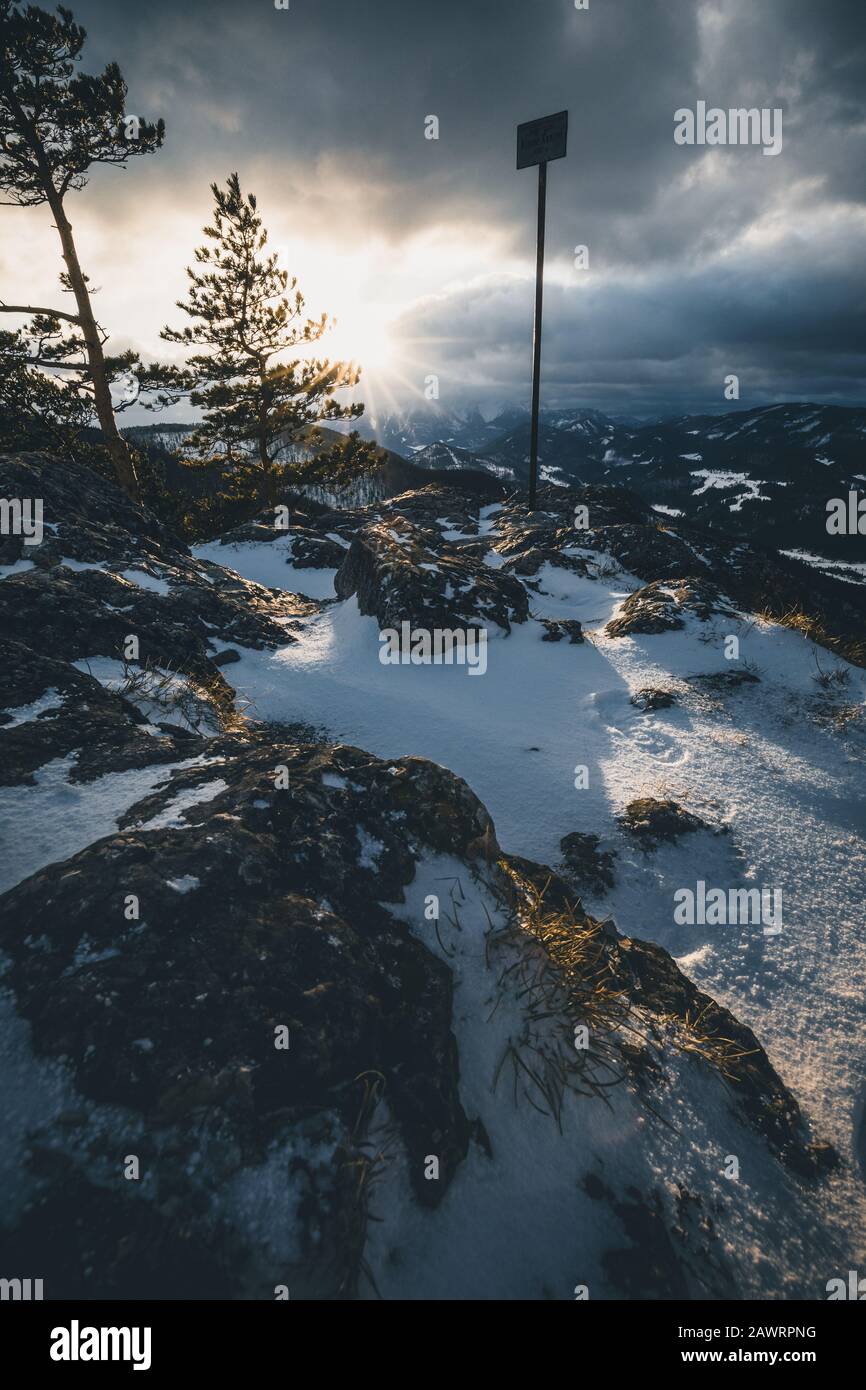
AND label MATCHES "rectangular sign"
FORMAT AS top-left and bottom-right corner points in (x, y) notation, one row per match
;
(516, 110), (568, 169)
